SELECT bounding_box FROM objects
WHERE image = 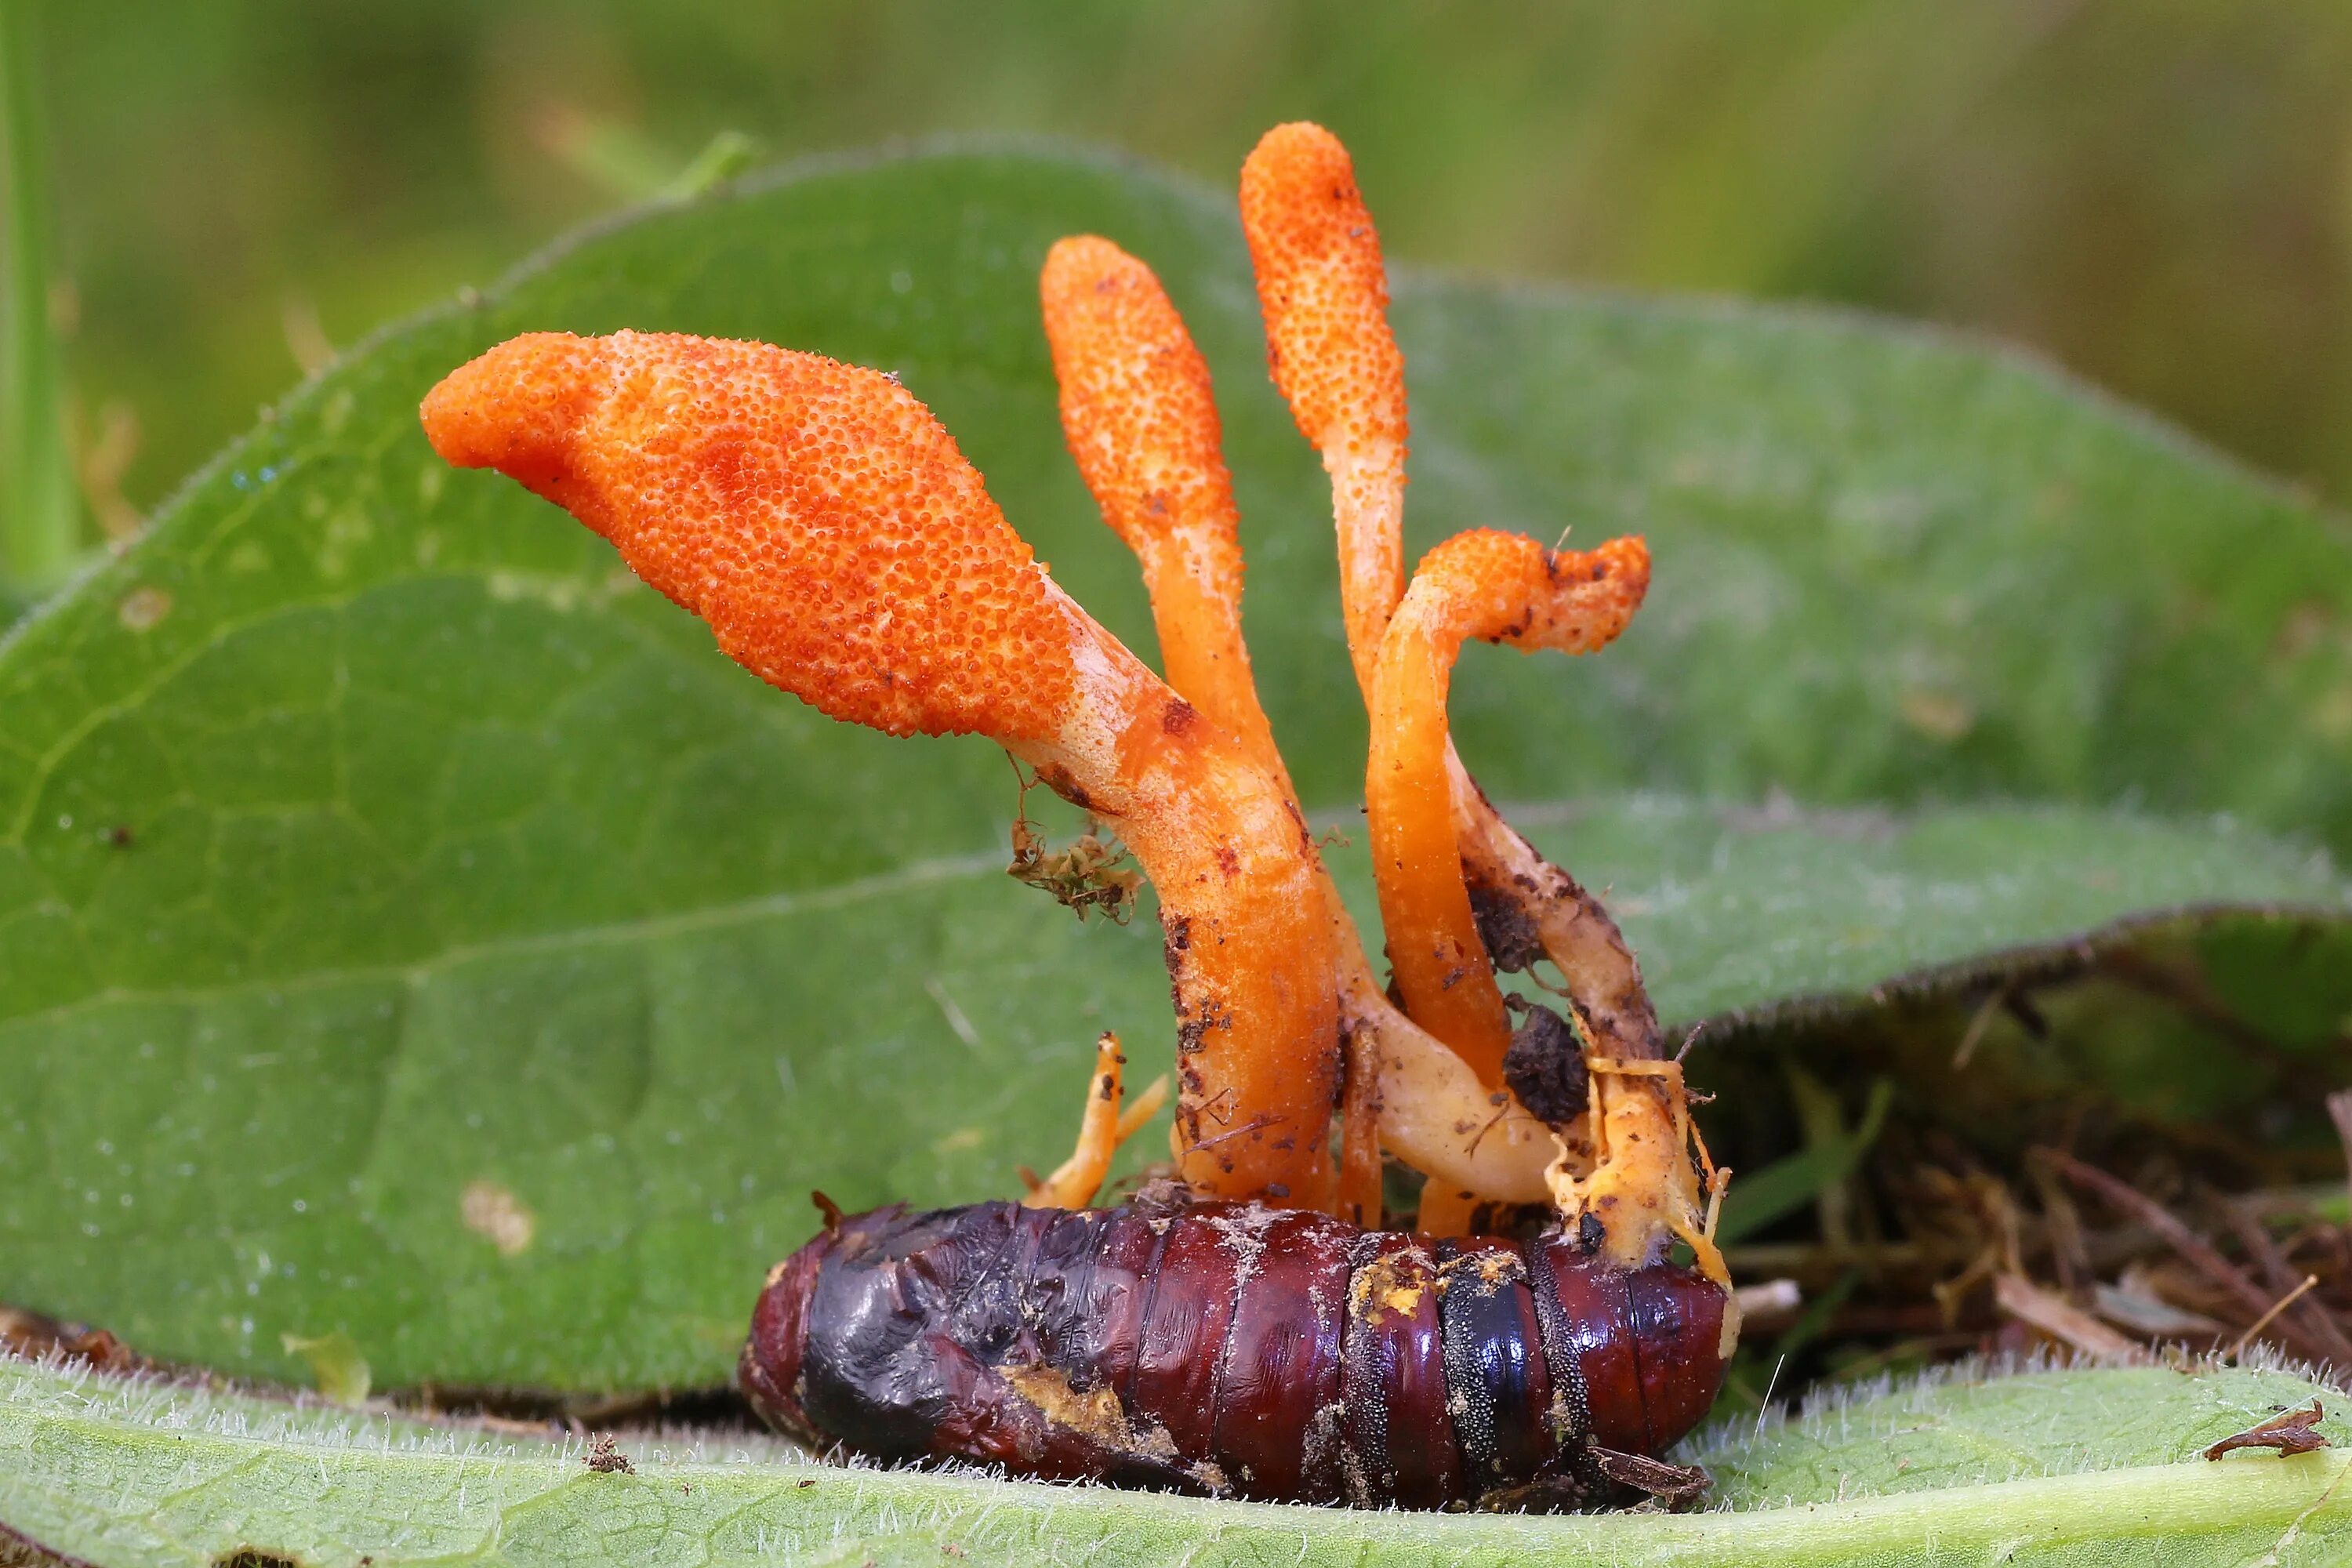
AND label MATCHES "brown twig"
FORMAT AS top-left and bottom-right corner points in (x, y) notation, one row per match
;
(2042, 1150), (2283, 1330)
(2329, 1090), (2352, 1243)
(2222, 1199), (2352, 1369)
